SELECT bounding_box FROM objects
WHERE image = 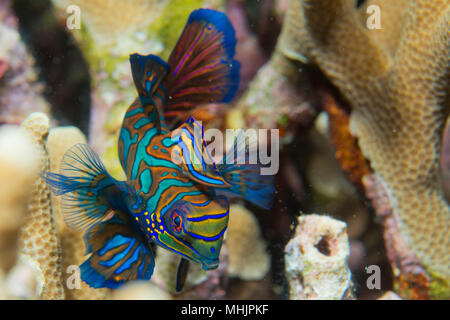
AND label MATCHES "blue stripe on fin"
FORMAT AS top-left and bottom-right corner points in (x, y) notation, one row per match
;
(42, 143), (132, 231)
(163, 9), (240, 126)
(216, 132), (275, 209)
(81, 233), (155, 289)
